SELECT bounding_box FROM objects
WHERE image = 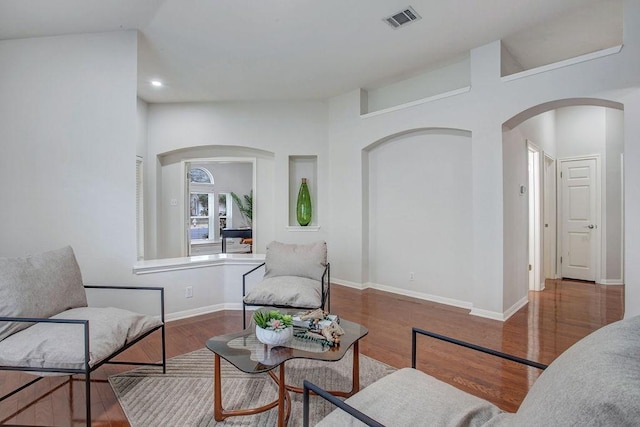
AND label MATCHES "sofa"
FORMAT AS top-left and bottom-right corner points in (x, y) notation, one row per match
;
(304, 315), (640, 426)
(0, 246), (166, 426)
